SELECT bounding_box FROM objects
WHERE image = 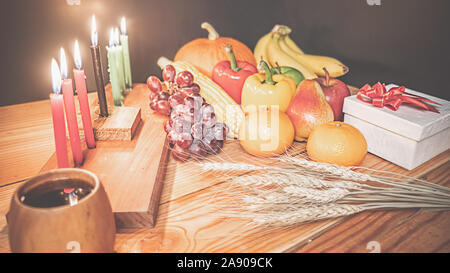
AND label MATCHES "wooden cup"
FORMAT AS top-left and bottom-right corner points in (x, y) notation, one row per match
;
(7, 168), (116, 253)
